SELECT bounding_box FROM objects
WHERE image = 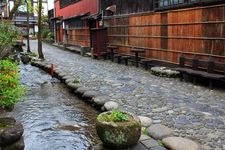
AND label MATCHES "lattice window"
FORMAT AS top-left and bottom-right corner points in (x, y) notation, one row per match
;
(155, 0), (200, 8)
